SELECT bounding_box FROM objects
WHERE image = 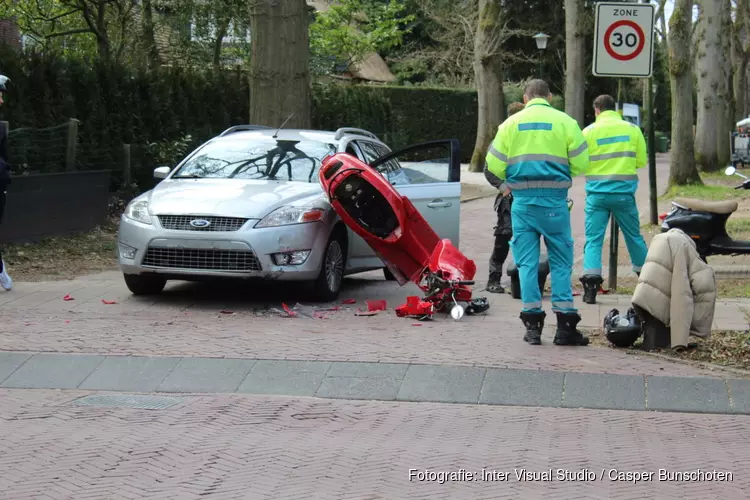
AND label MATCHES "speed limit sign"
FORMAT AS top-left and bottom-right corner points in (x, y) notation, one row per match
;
(593, 2), (655, 77)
